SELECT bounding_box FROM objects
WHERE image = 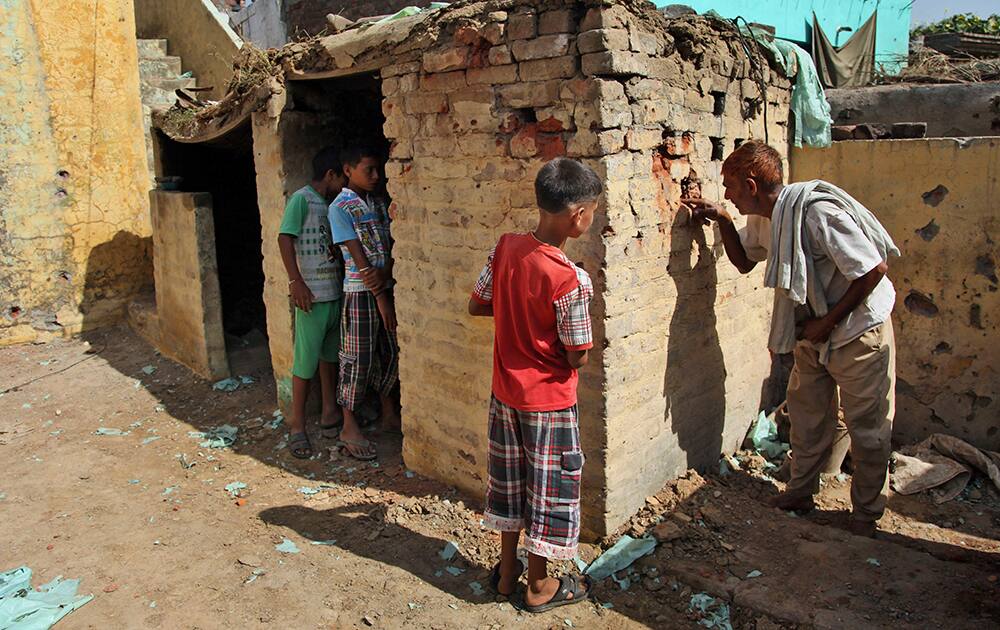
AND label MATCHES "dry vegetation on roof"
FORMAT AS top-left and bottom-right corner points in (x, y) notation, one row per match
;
(874, 48), (1000, 84)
